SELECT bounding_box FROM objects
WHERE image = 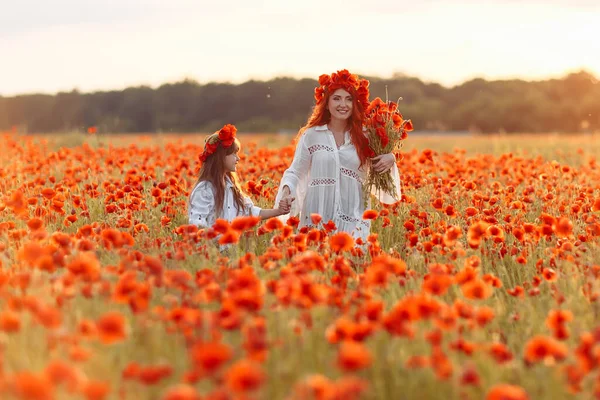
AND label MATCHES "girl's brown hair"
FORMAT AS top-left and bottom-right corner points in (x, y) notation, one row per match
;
(192, 136), (247, 217)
